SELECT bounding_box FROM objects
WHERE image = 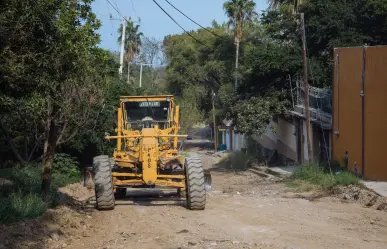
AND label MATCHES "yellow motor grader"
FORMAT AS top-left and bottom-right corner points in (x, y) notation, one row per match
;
(92, 95), (210, 210)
